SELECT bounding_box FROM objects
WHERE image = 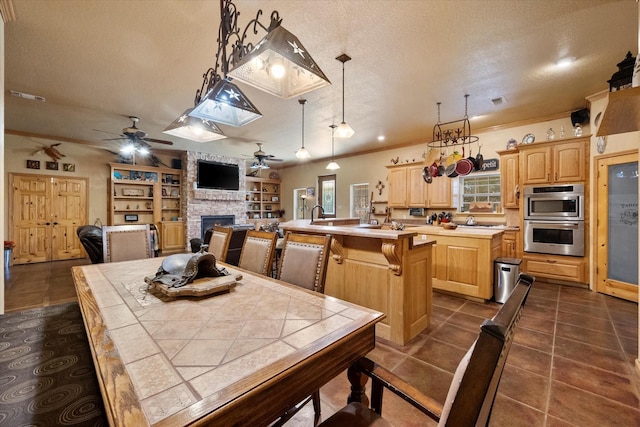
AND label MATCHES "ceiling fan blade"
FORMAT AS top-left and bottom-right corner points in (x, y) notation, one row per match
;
(143, 137), (174, 145)
(266, 158), (283, 162)
(103, 137), (127, 141)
